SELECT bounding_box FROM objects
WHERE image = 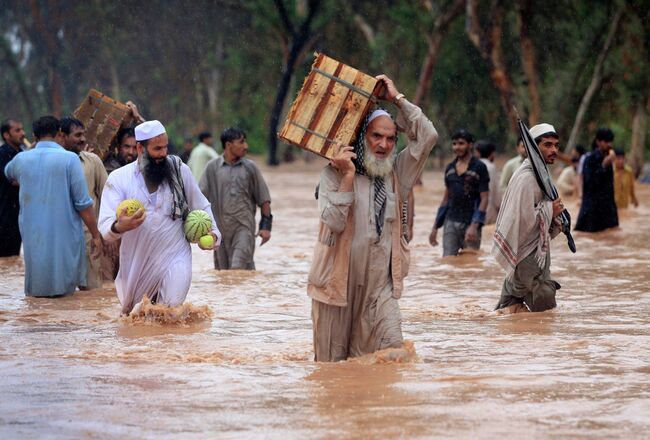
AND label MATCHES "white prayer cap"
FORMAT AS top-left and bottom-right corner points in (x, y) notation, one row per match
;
(135, 120), (166, 141)
(367, 109), (392, 124)
(529, 123), (557, 140)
